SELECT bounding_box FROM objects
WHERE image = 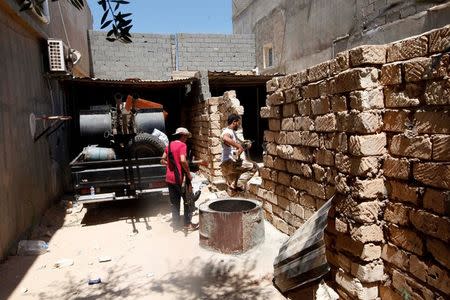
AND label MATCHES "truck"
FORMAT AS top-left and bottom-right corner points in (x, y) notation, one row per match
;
(70, 94), (169, 204)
